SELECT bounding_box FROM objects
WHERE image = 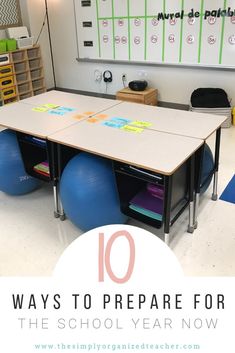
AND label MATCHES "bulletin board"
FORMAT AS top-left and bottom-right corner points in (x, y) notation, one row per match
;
(0, 0), (22, 29)
(75, 0), (235, 68)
